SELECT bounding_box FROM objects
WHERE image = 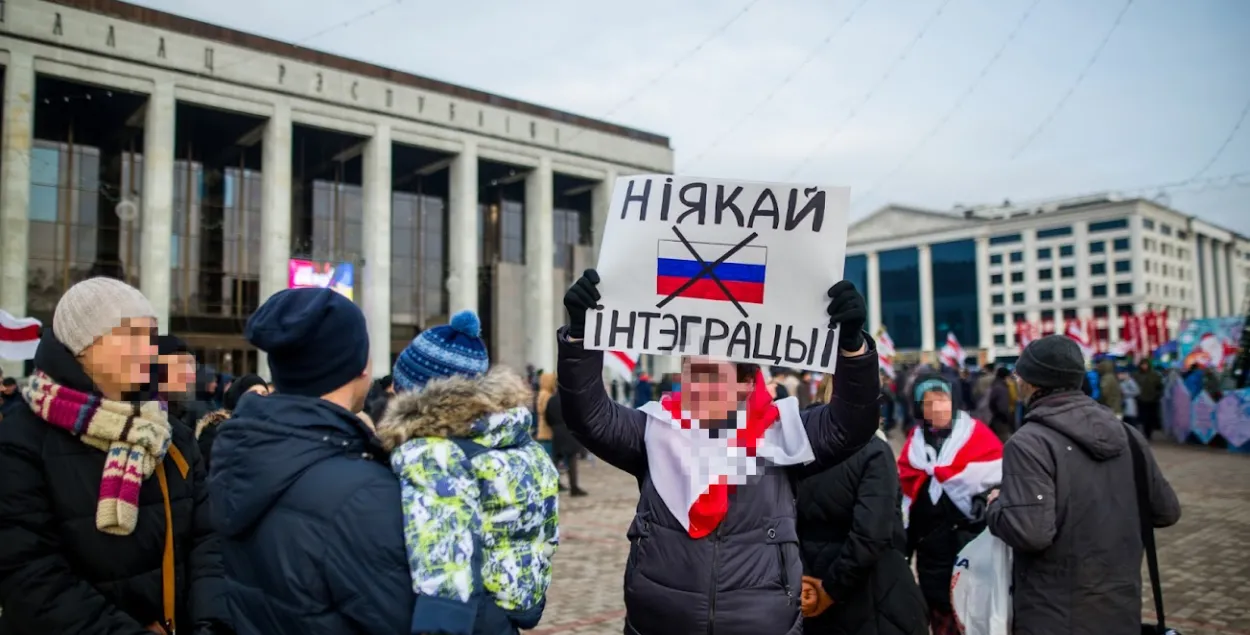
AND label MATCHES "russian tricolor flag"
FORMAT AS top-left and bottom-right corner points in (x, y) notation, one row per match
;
(655, 240), (768, 304)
